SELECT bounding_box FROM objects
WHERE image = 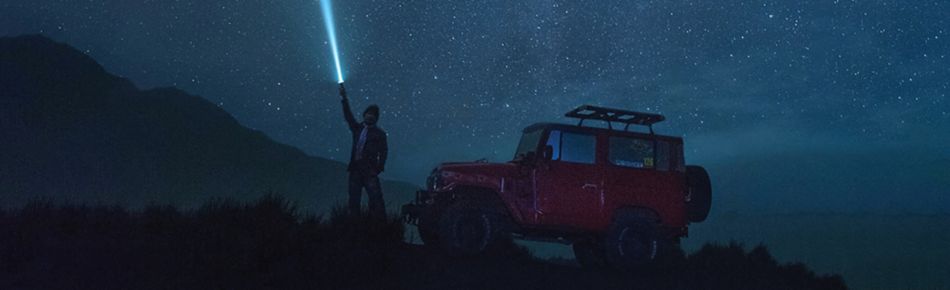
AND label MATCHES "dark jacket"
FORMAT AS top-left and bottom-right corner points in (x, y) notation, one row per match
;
(342, 98), (388, 173)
